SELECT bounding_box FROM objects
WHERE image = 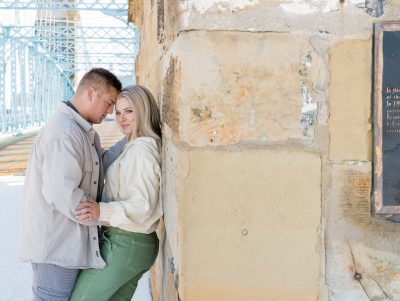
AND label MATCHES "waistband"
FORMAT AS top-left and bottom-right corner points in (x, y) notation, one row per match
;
(102, 226), (158, 243)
